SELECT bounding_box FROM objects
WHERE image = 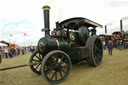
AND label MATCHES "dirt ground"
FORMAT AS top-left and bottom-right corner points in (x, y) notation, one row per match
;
(0, 49), (128, 85)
